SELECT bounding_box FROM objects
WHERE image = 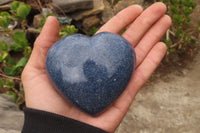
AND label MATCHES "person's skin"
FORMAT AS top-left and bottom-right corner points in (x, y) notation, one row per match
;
(22, 2), (171, 133)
